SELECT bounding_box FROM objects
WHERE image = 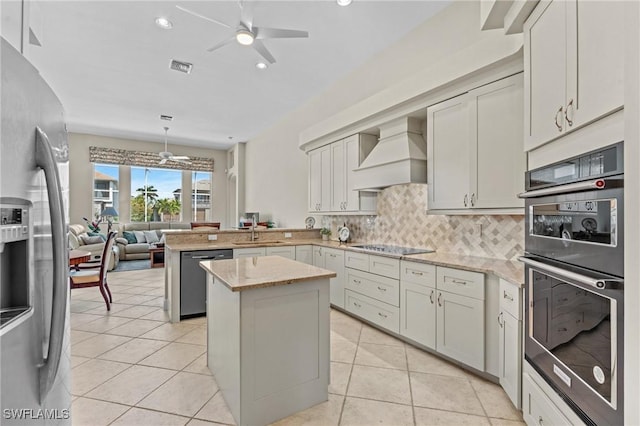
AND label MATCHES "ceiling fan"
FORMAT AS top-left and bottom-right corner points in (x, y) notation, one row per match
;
(176, 1), (309, 64)
(159, 127), (191, 165)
